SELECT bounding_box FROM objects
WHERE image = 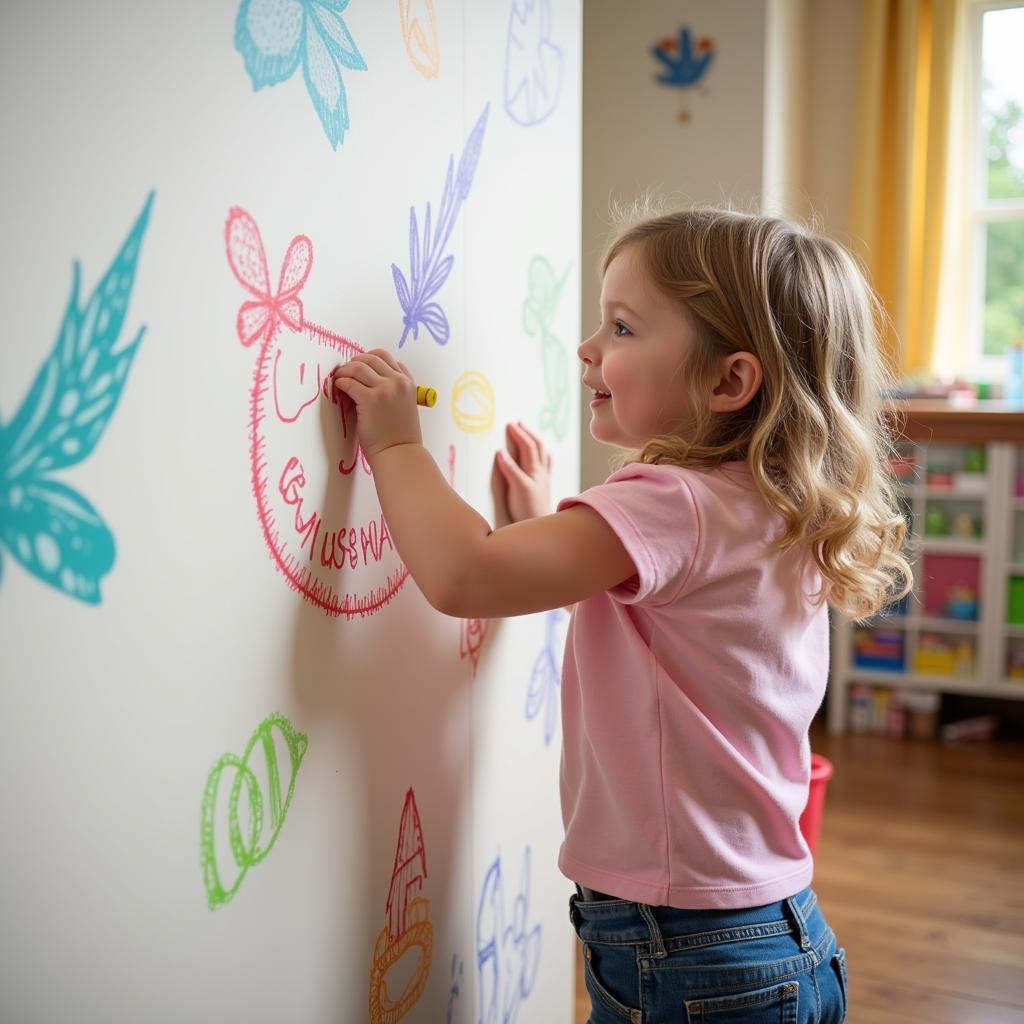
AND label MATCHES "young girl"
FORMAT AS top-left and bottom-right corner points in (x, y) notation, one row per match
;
(332, 206), (910, 1023)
